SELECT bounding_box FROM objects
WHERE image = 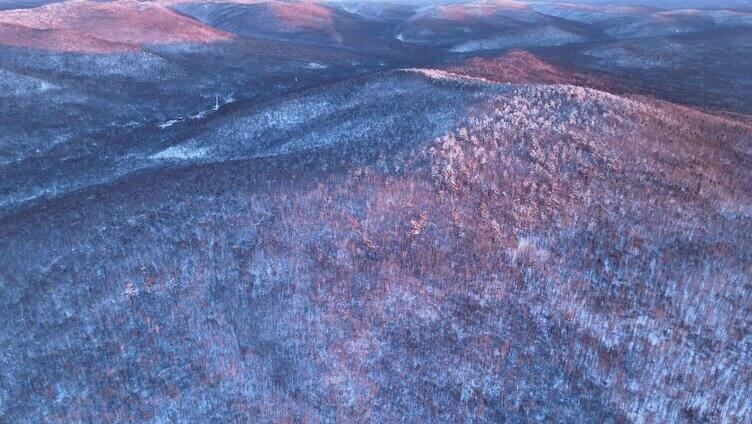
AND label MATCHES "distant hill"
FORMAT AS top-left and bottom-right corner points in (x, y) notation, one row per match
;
(0, 0), (235, 52)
